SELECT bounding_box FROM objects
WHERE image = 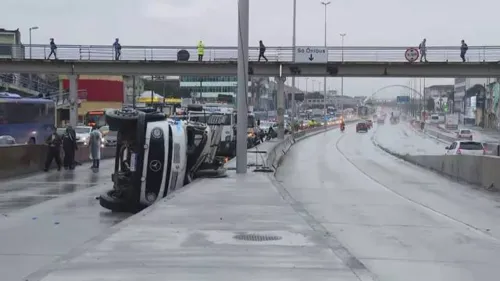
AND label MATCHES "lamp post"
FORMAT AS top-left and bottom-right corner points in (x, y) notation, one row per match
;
(291, 0), (297, 132)
(29, 26), (39, 59)
(340, 33), (346, 115)
(321, 1), (330, 130)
